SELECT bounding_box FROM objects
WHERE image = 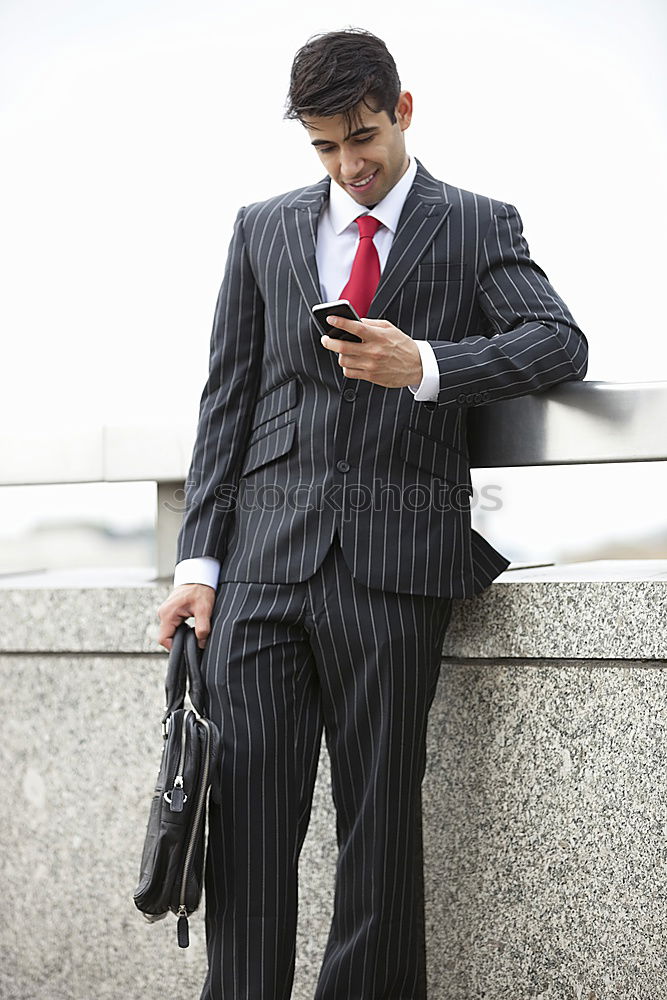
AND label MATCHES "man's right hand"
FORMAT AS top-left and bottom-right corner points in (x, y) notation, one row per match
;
(156, 584), (216, 651)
